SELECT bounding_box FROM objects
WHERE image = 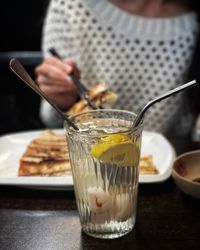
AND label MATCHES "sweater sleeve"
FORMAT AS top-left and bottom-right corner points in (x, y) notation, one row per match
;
(40, 101), (63, 128)
(40, 0), (73, 127)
